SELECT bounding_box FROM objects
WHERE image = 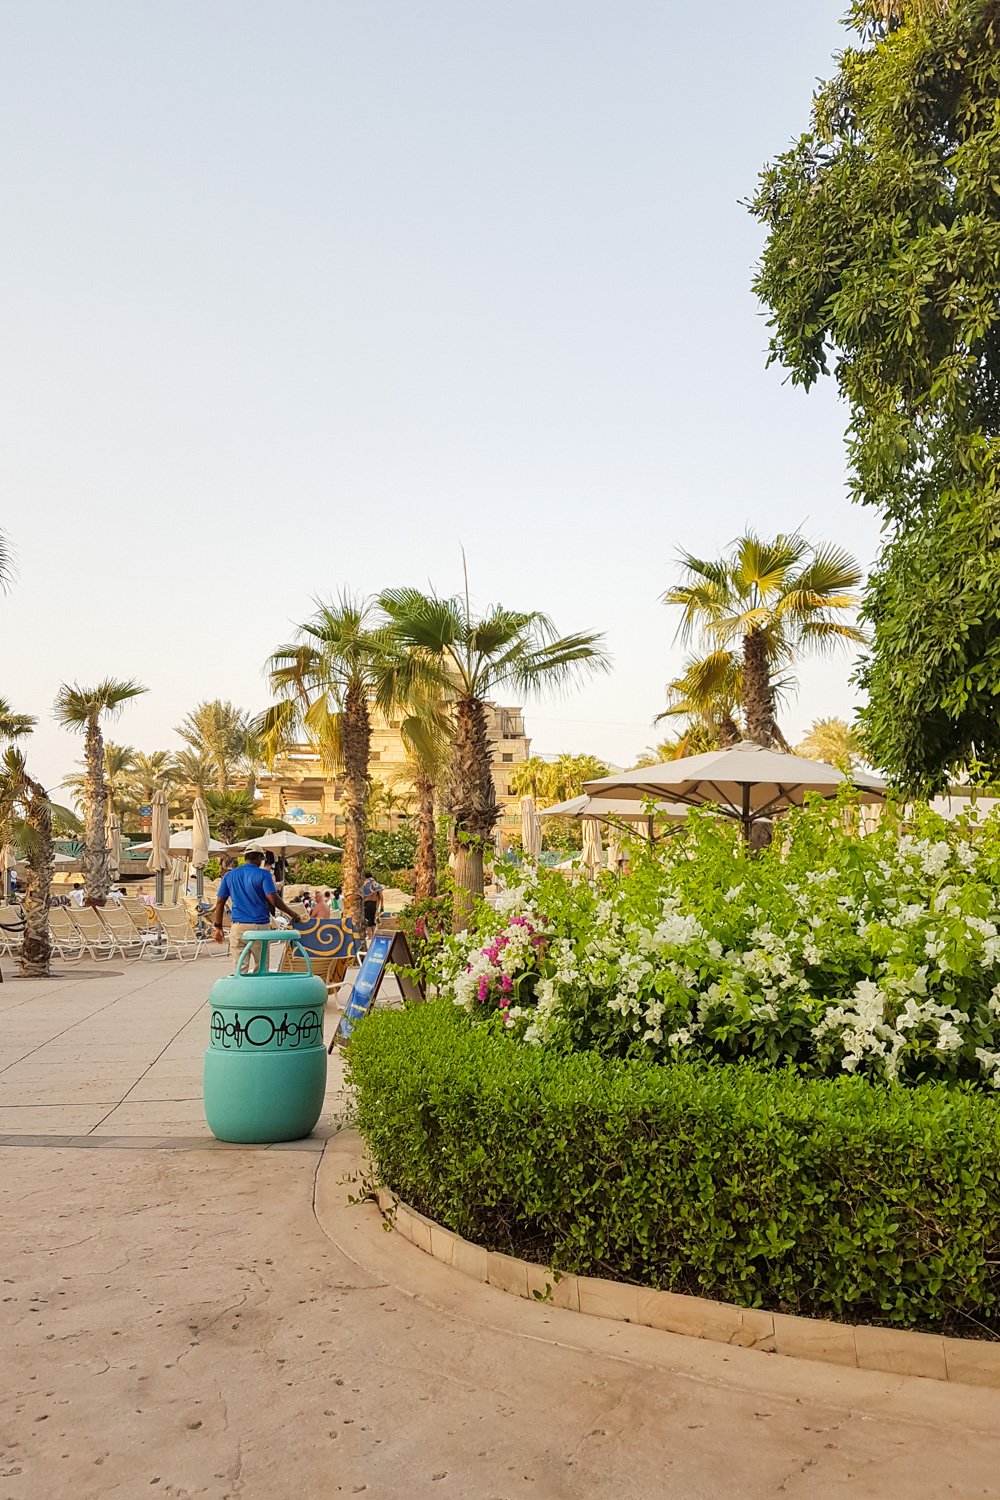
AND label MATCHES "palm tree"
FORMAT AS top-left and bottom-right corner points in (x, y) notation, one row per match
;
(0, 697), (36, 742)
(393, 687), (451, 899)
(169, 748), (218, 817)
(171, 747), (217, 792)
(663, 535), (866, 748)
(54, 679), (146, 903)
(205, 789), (257, 848)
(379, 587), (608, 921)
(657, 651), (743, 750)
(366, 778), (413, 832)
(0, 705), (51, 978)
(508, 756), (550, 803)
(796, 717), (867, 773)
(632, 725), (720, 767)
(175, 700), (250, 792)
(0, 749), (54, 976)
(63, 741), (136, 818)
(256, 596), (428, 935)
